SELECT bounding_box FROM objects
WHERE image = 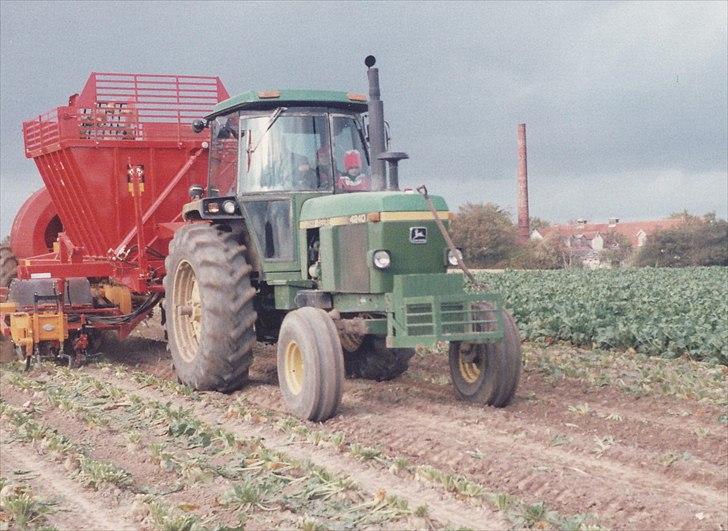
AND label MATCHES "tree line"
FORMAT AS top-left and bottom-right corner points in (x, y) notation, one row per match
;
(449, 203), (728, 269)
